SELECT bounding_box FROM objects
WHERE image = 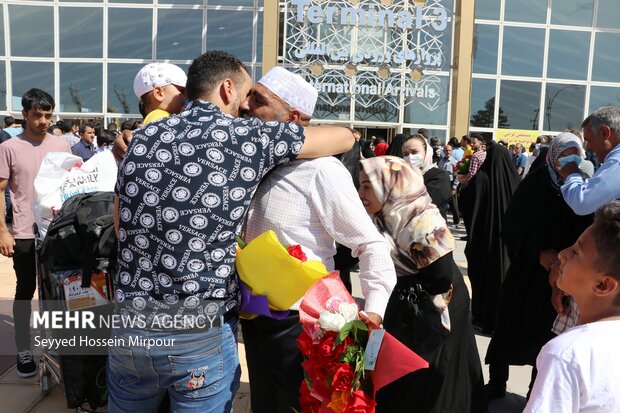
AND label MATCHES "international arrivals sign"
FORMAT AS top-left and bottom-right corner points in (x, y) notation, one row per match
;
(282, 0), (452, 121)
